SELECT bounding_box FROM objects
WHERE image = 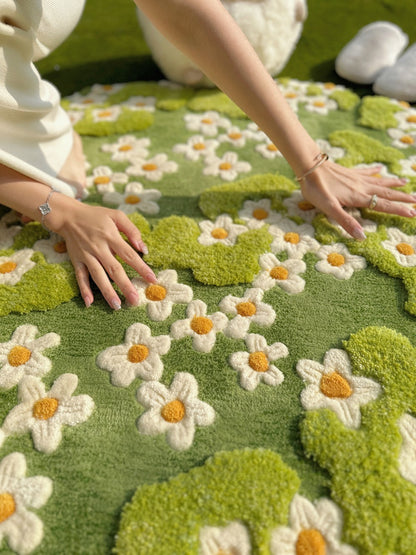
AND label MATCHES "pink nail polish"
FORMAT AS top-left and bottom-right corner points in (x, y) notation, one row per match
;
(111, 299), (122, 310)
(84, 297), (92, 308)
(352, 228), (366, 241)
(146, 271), (157, 283)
